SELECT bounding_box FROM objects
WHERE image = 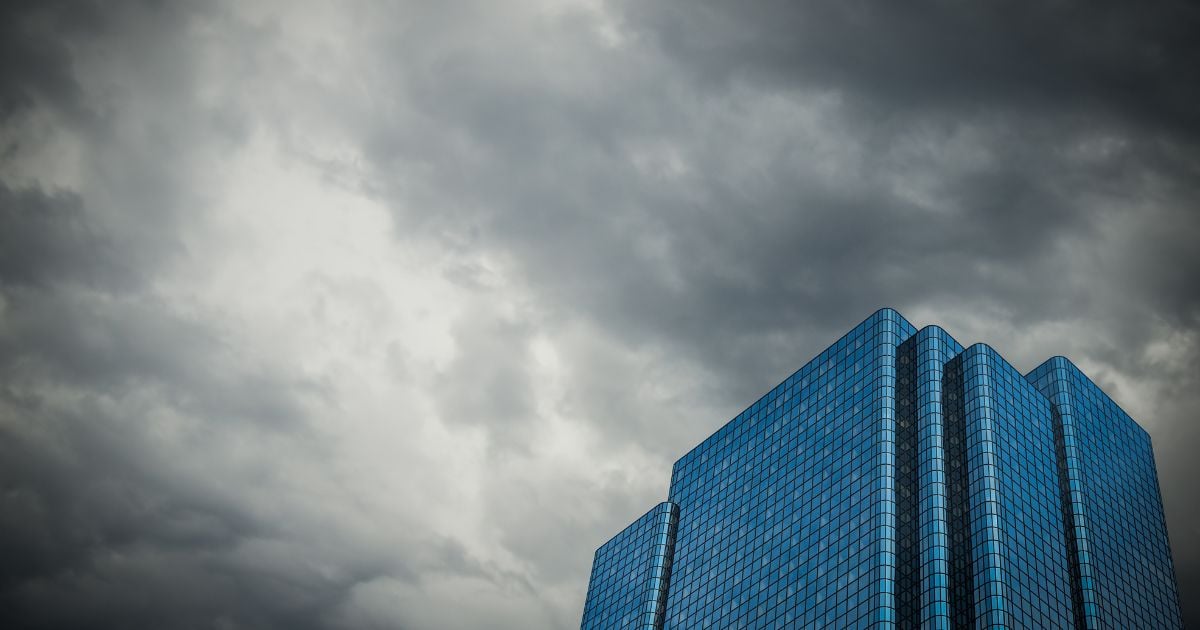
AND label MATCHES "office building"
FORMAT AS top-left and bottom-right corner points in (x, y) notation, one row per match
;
(580, 309), (1180, 629)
